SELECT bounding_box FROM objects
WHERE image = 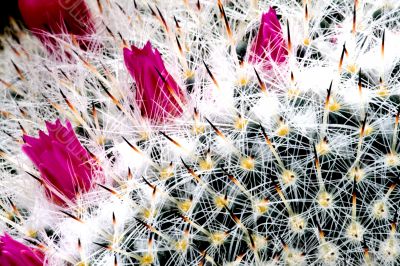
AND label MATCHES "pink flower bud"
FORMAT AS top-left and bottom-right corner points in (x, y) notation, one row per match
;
(18, 0), (95, 48)
(123, 41), (186, 123)
(249, 7), (287, 65)
(0, 234), (44, 266)
(22, 119), (98, 204)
